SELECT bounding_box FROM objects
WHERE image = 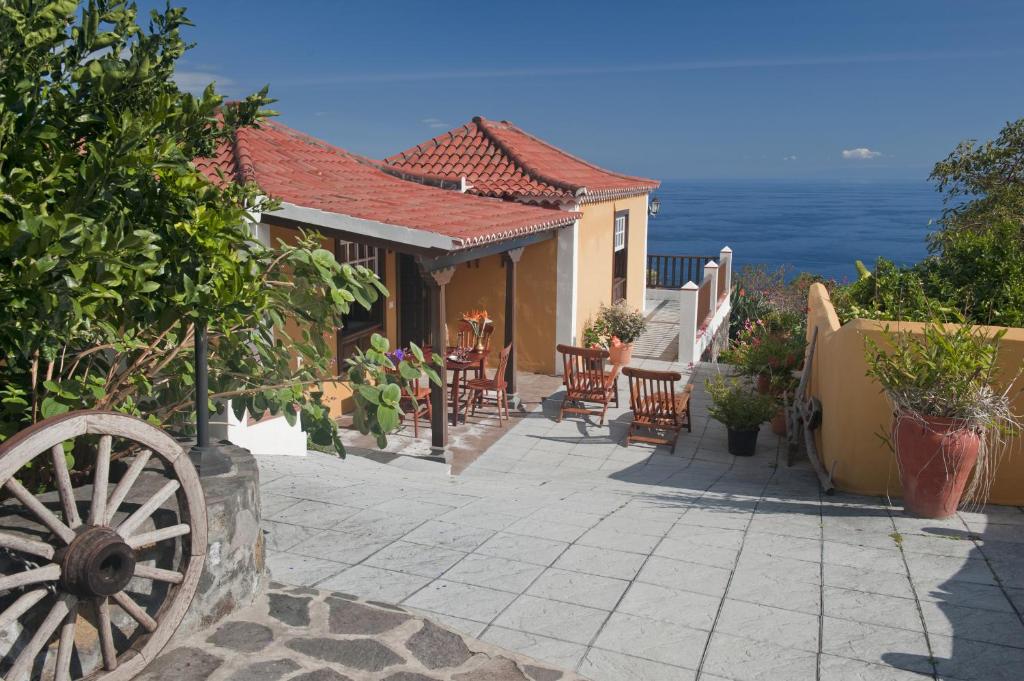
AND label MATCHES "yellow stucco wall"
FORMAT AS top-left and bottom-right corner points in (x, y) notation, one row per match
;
(443, 238), (557, 374)
(806, 283), (1024, 505)
(575, 194), (649, 341)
